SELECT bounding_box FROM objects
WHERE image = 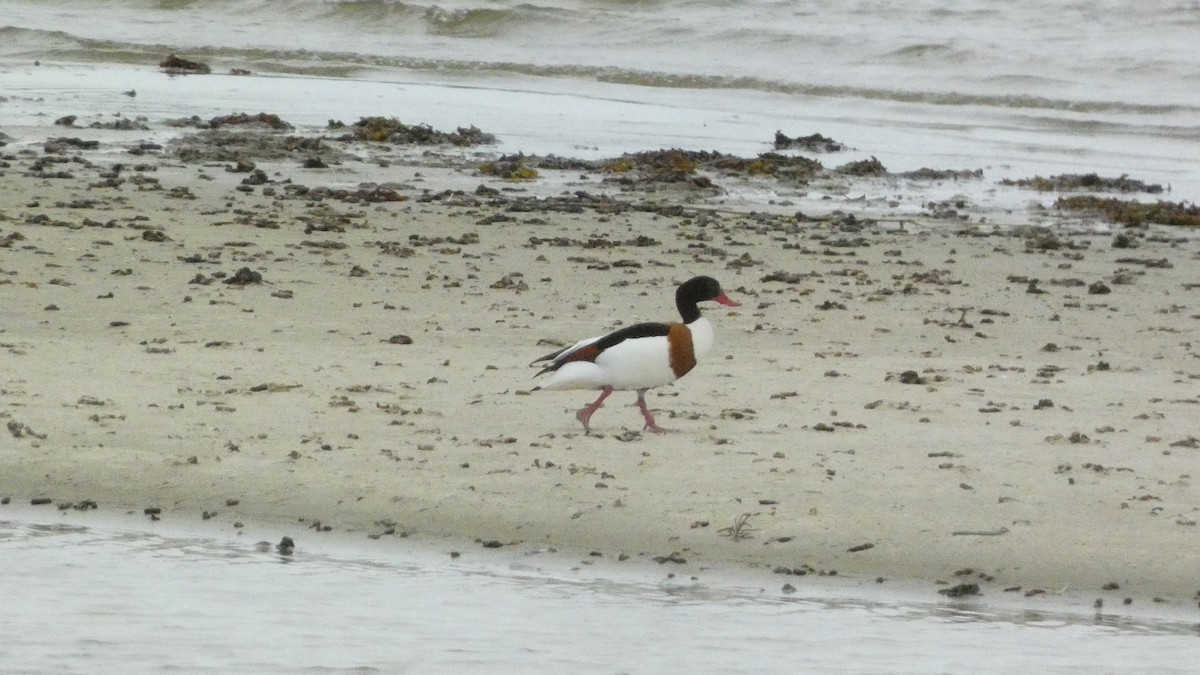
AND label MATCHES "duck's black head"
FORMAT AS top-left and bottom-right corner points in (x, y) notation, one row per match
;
(676, 276), (738, 322)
